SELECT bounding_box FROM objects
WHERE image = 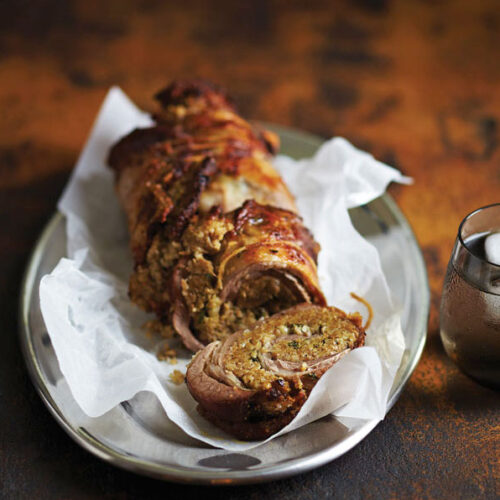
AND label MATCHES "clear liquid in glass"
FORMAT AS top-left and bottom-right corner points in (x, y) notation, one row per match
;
(440, 233), (500, 389)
